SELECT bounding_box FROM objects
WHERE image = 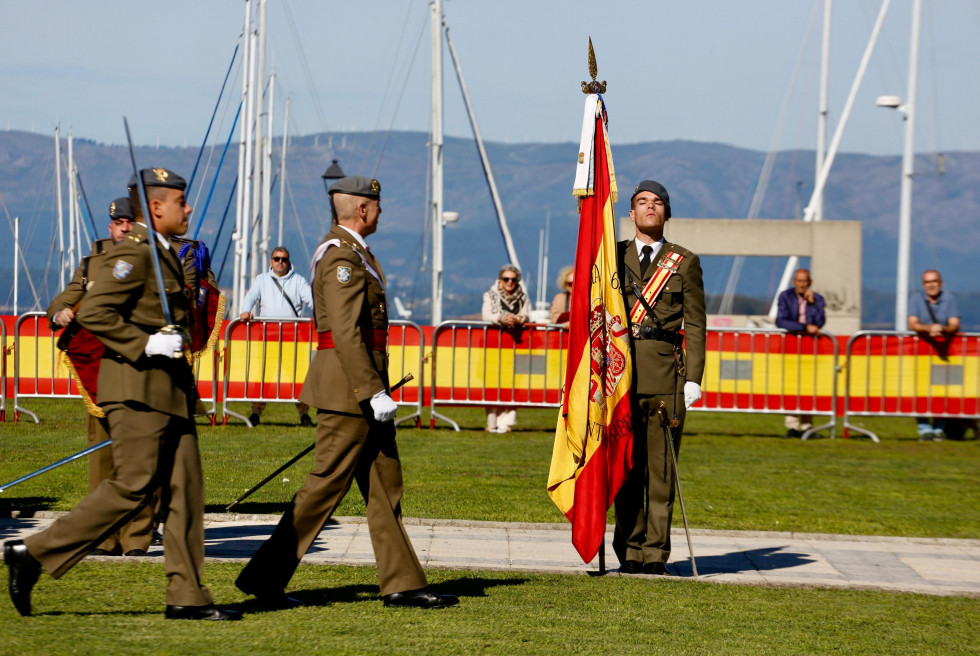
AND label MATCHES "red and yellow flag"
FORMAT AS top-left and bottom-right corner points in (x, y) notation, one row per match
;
(547, 95), (633, 563)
